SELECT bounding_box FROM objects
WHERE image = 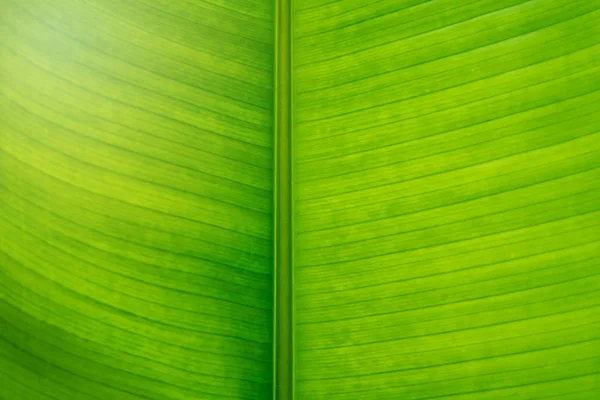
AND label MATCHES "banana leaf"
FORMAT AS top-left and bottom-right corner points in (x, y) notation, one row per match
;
(1, 0), (599, 399)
